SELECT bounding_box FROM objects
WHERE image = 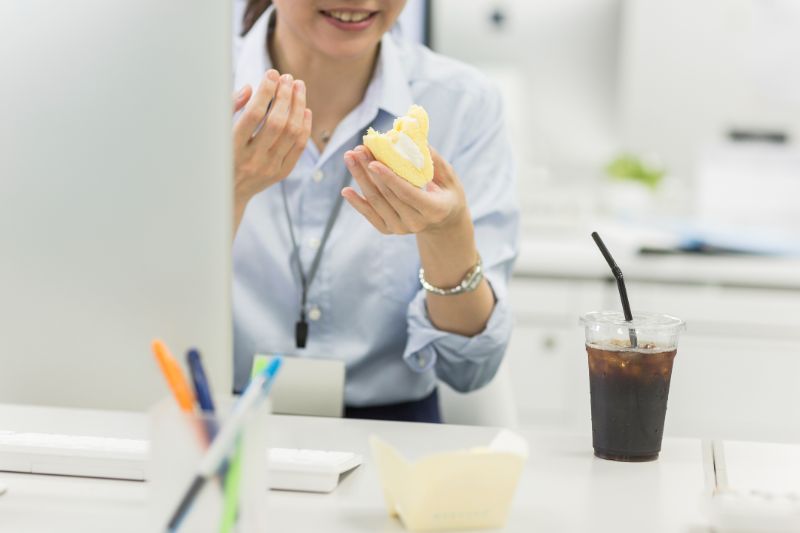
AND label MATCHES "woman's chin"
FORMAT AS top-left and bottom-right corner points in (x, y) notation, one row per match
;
(313, 36), (381, 62)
